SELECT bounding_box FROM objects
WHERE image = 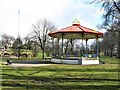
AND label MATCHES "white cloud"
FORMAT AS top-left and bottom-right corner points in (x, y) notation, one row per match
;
(0, 0), (103, 39)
